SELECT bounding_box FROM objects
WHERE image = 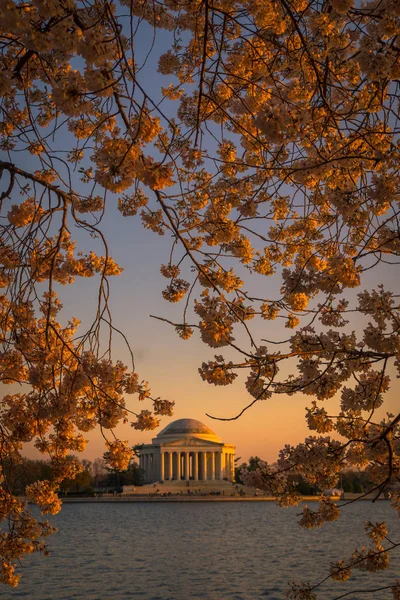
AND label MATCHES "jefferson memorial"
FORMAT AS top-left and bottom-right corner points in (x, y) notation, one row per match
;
(139, 418), (235, 483)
